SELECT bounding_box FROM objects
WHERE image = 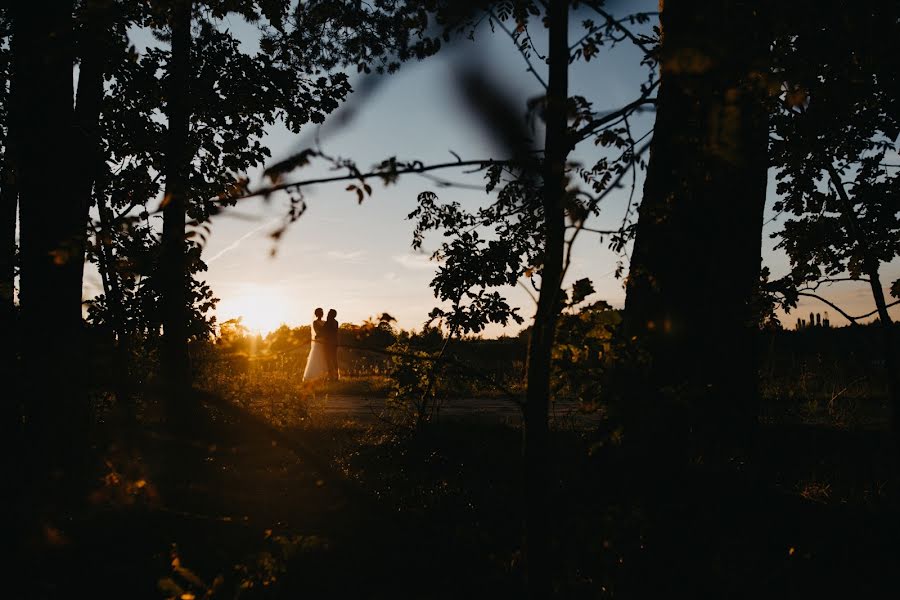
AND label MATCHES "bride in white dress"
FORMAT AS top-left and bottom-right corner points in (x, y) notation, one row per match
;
(302, 308), (329, 381)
